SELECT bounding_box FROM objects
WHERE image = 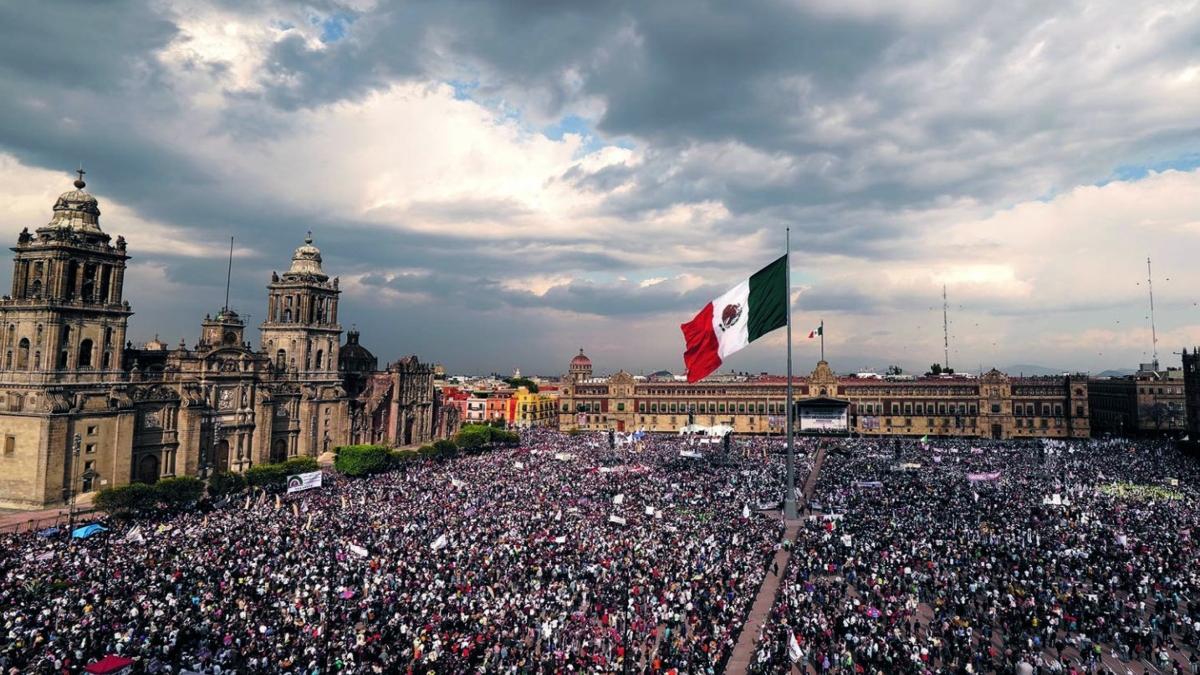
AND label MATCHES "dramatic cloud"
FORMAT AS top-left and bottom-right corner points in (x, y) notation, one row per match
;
(0, 0), (1197, 375)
